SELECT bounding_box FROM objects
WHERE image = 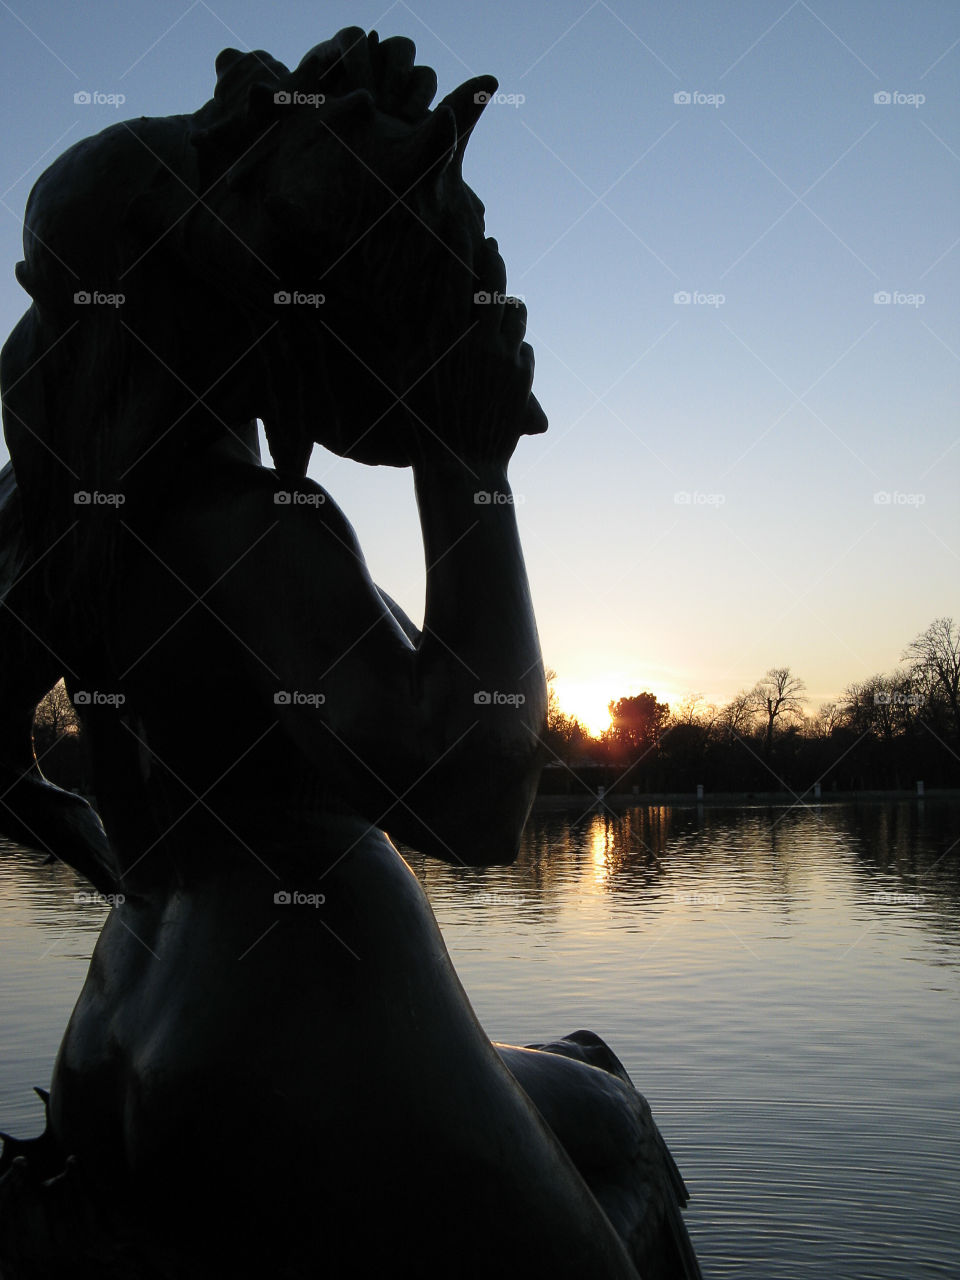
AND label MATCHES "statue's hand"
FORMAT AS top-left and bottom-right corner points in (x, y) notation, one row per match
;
(406, 238), (547, 468)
